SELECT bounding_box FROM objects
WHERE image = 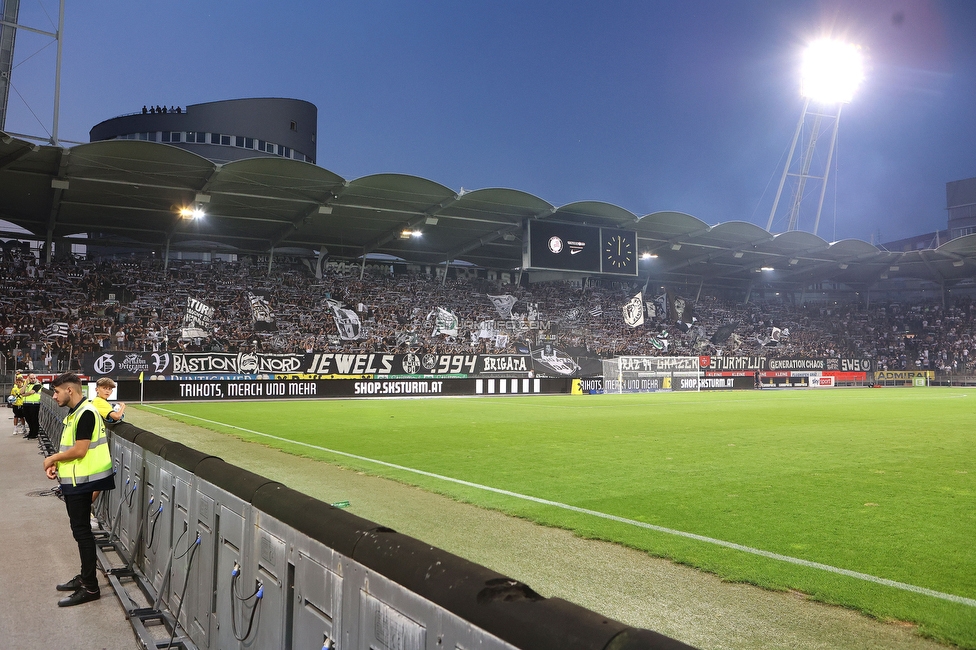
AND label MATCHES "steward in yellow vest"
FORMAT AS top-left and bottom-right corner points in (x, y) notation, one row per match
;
(21, 374), (42, 439)
(43, 374), (116, 607)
